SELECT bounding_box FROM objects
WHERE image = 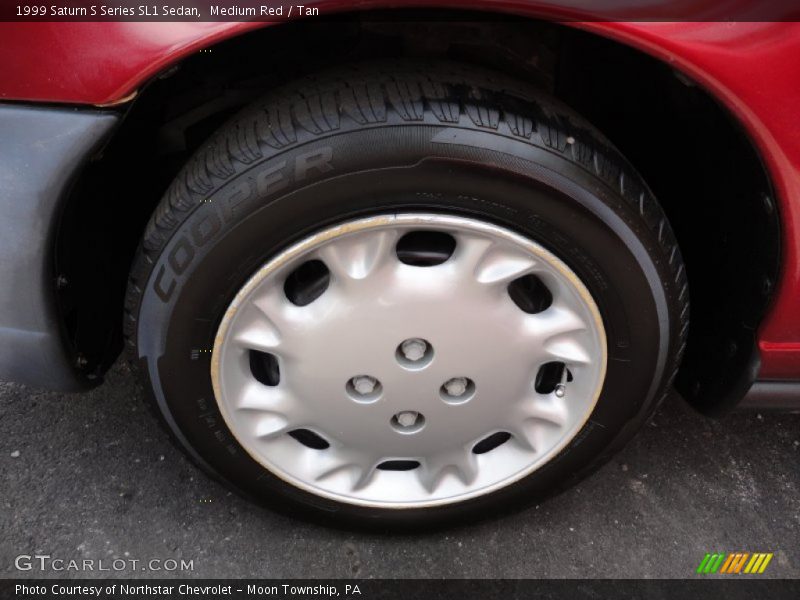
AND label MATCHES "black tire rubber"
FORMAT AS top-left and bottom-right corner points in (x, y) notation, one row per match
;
(124, 60), (688, 529)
